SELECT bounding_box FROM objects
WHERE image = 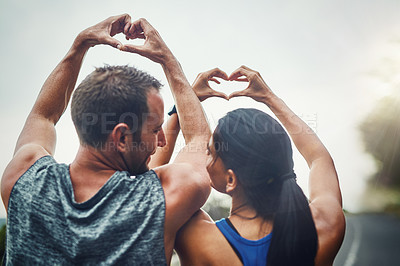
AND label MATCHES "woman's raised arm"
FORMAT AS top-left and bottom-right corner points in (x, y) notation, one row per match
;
(229, 65), (345, 265)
